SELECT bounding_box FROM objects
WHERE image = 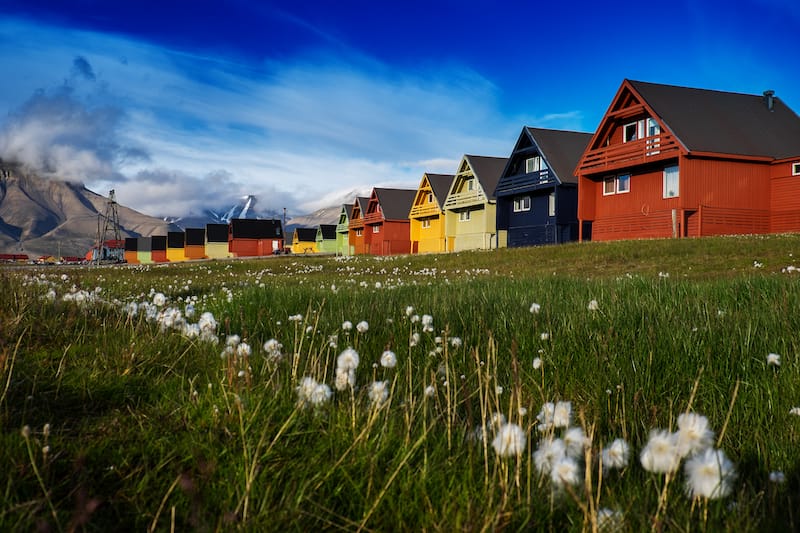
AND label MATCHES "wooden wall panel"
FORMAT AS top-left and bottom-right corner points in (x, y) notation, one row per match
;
(683, 158), (769, 209)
